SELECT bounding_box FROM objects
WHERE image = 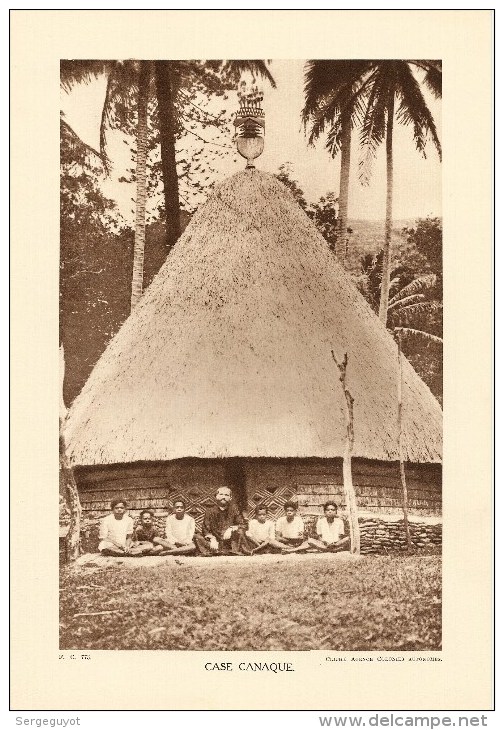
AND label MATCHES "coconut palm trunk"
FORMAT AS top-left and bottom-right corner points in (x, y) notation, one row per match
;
(379, 94), (395, 325)
(130, 61), (151, 310)
(155, 60), (181, 253)
(336, 110), (352, 261)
